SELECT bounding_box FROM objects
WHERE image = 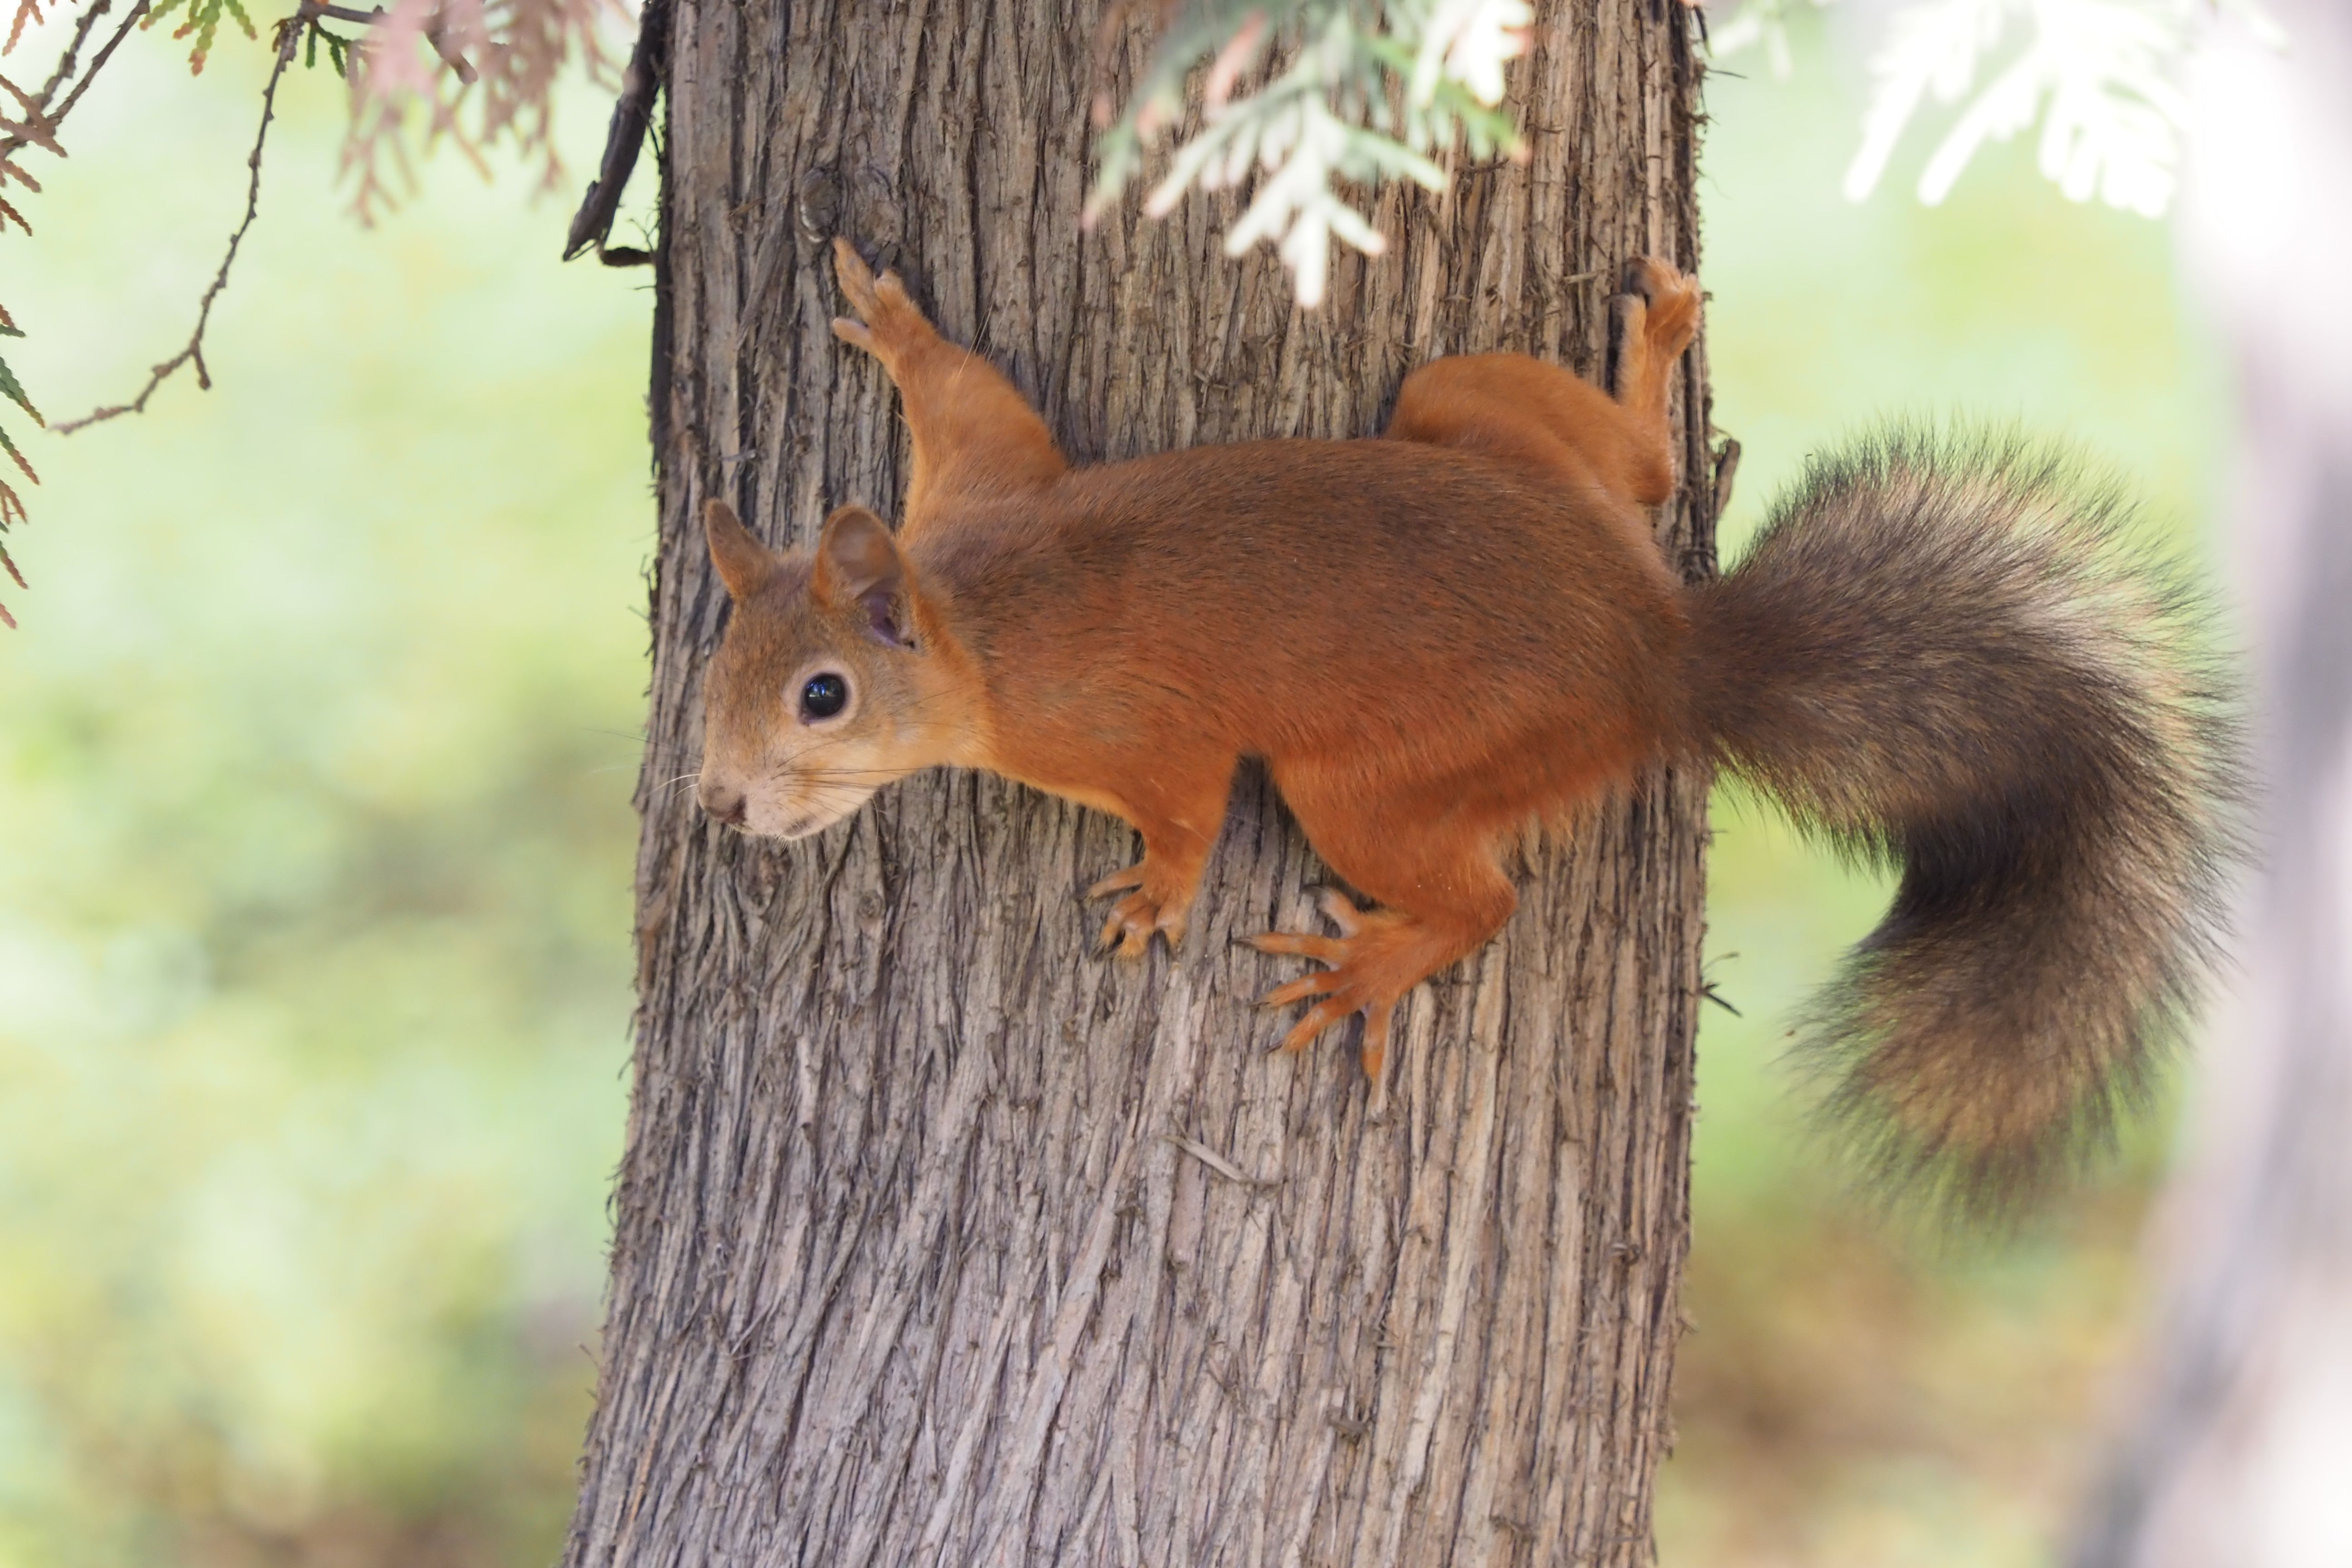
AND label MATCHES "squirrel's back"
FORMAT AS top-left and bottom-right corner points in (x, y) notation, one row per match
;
(917, 436), (1690, 767)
